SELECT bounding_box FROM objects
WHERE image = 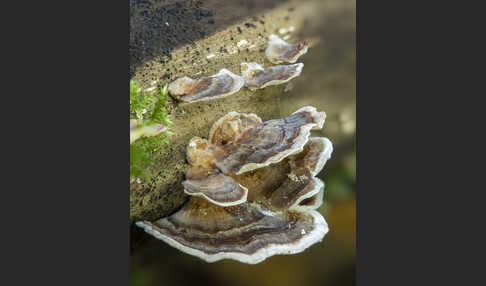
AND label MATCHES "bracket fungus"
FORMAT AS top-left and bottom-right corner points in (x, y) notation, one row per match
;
(168, 69), (245, 103)
(183, 168), (249, 207)
(136, 106), (333, 264)
(213, 106), (326, 175)
(265, 34), (309, 64)
(240, 62), (304, 90)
